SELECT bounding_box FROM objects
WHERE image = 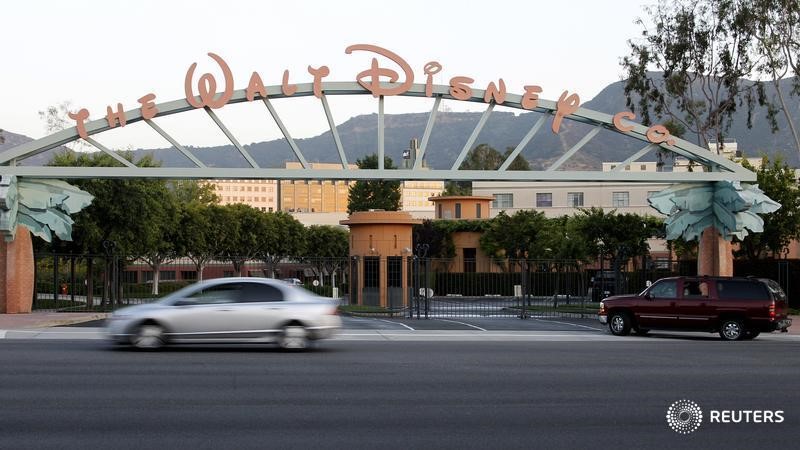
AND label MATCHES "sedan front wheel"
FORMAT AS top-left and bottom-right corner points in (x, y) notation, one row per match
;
(279, 325), (309, 351)
(132, 323), (166, 350)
